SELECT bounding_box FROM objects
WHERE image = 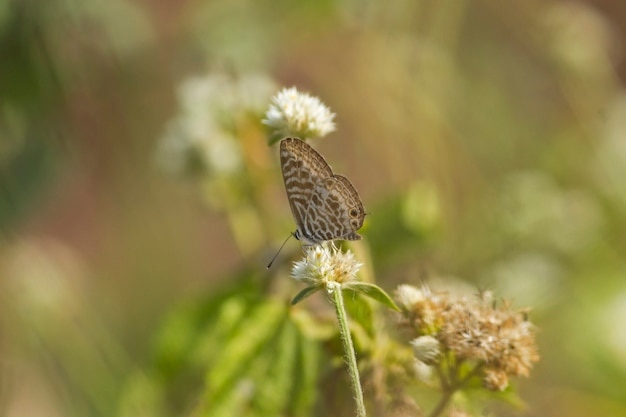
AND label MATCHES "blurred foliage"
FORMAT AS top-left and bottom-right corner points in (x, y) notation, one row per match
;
(1, 0), (626, 416)
(117, 272), (326, 417)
